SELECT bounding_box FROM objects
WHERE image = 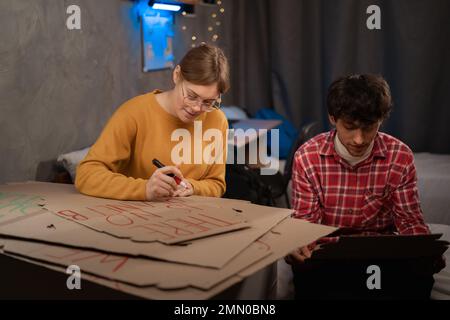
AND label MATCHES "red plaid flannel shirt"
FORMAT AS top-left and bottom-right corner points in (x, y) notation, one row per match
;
(292, 130), (429, 242)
